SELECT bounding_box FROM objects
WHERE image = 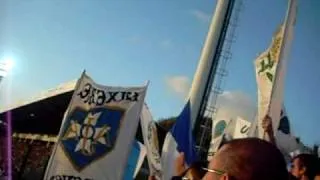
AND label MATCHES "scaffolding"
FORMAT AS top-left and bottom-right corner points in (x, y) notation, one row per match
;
(195, 0), (244, 160)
